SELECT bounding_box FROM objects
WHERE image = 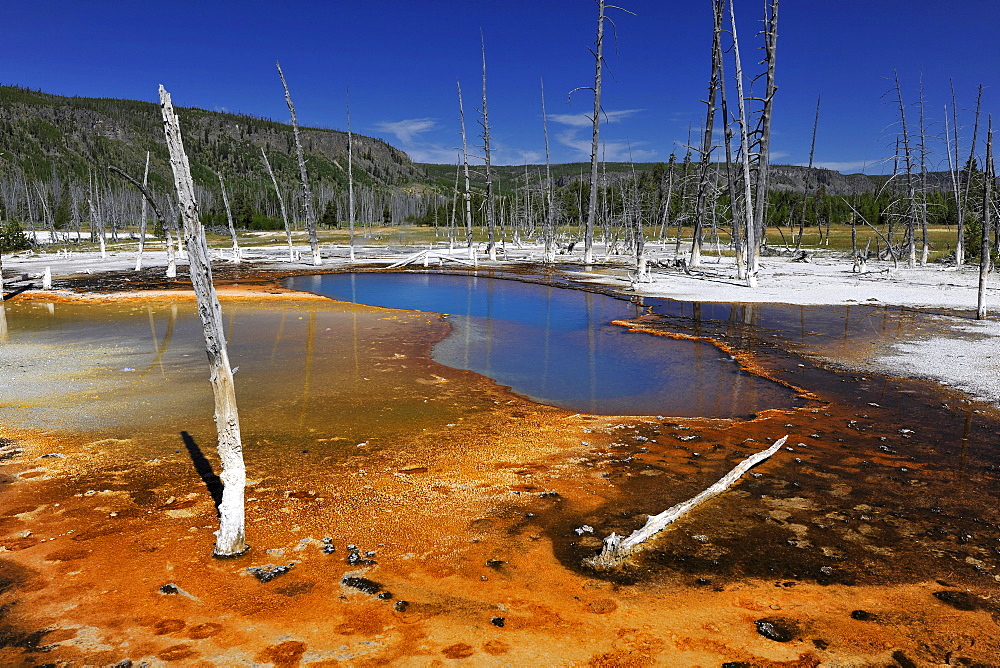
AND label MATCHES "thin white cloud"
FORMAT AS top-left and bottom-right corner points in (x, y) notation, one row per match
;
(556, 129), (656, 162)
(549, 109), (643, 128)
(373, 118), (437, 145)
